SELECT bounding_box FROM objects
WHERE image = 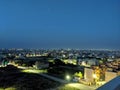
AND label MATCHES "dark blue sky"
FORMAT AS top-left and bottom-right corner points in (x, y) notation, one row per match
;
(0, 0), (120, 49)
